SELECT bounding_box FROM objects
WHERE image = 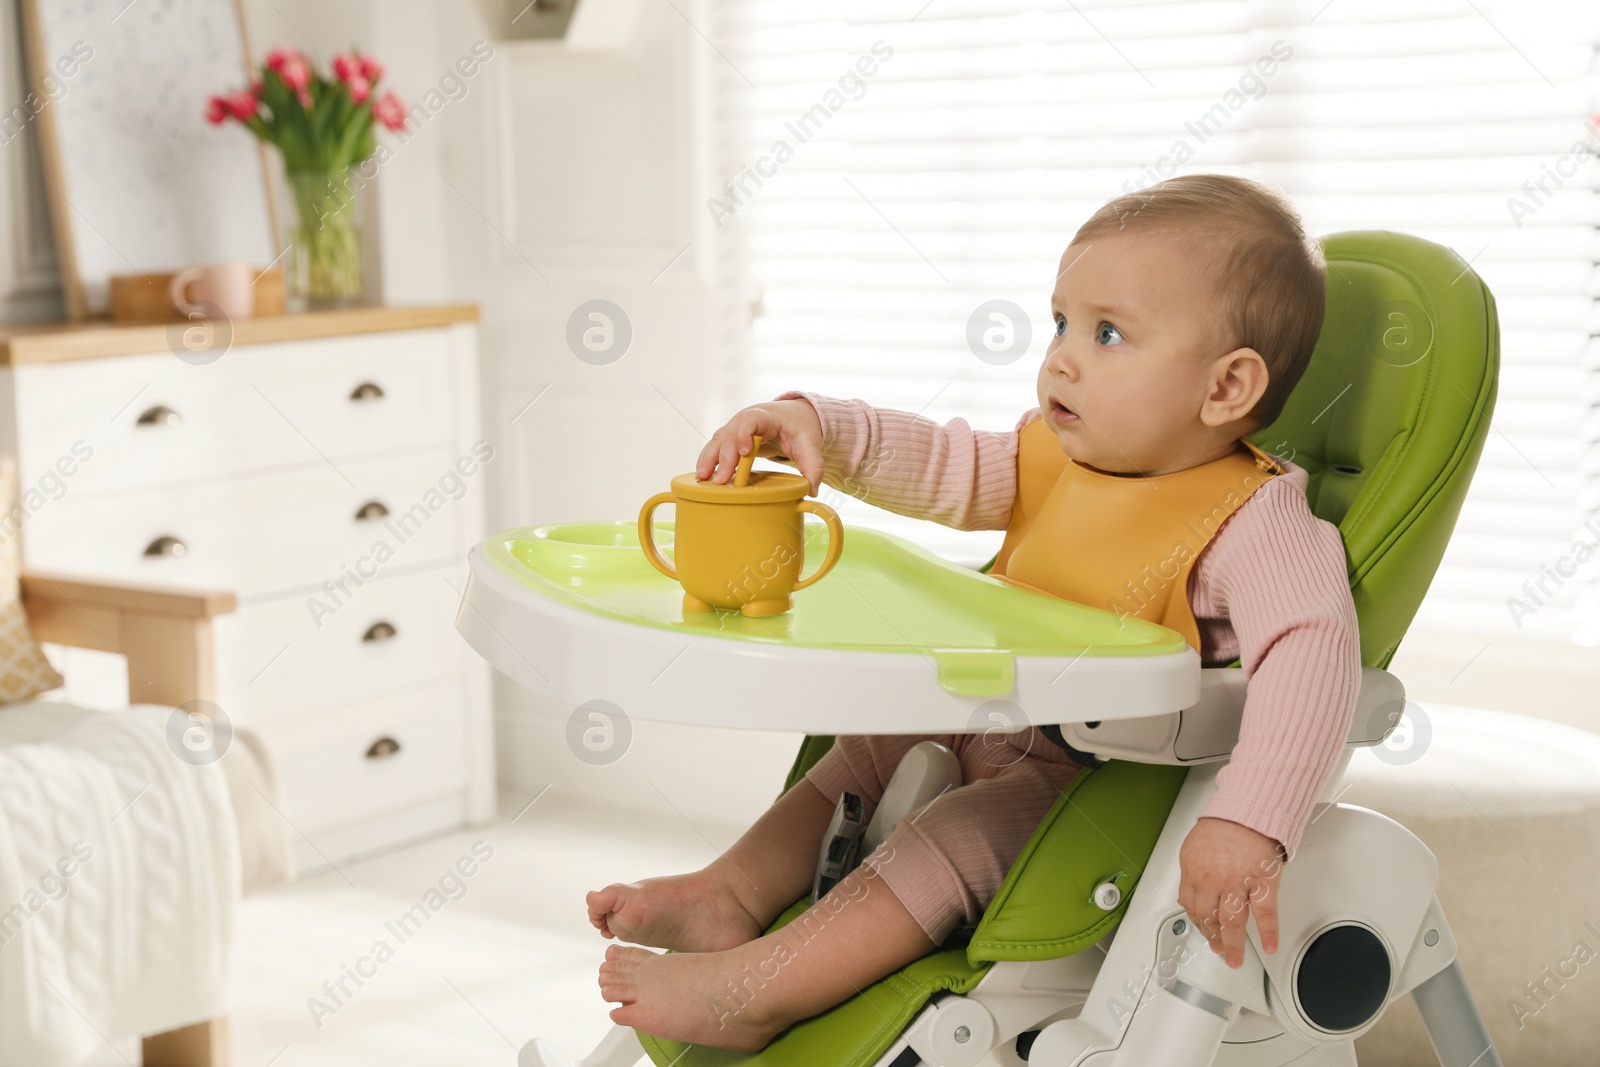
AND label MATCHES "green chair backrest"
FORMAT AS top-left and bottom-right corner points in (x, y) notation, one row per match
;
(1247, 231), (1498, 668)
